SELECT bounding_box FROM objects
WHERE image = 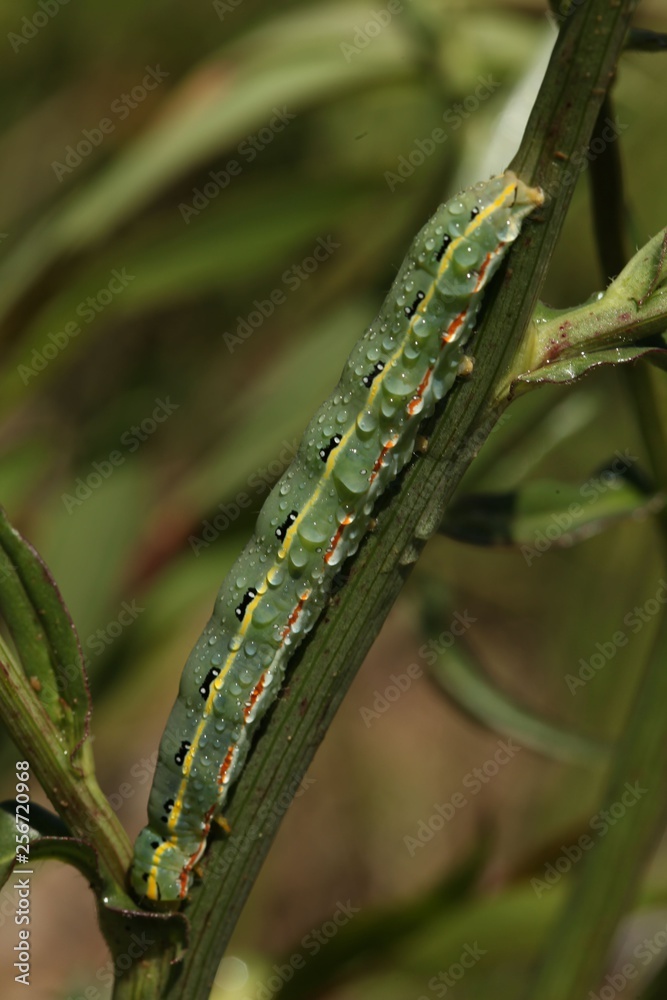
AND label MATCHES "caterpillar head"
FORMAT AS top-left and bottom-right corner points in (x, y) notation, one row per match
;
(130, 827), (197, 904)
